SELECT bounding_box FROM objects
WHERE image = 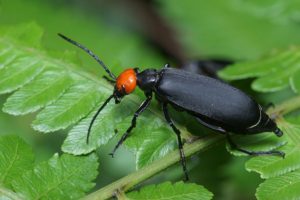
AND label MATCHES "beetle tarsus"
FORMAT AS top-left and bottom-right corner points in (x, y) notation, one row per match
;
(163, 103), (189, 181)
(110, 131), (129, 157)
(109, 152), (114, 158)
(226, 134), (285, 158)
